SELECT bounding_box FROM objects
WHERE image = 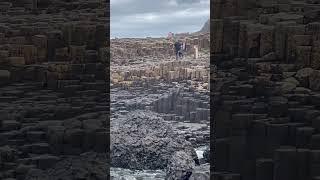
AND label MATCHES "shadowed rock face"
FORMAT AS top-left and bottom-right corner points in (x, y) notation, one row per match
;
(111, 110), (198, 170)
